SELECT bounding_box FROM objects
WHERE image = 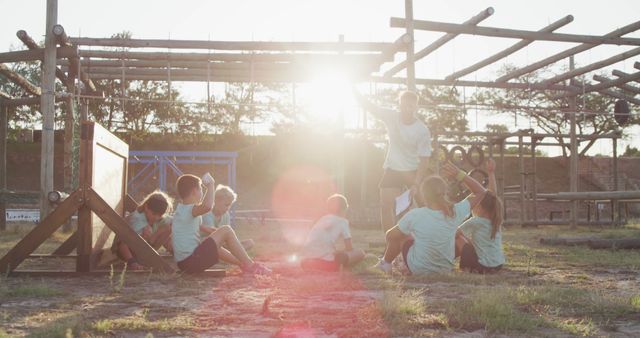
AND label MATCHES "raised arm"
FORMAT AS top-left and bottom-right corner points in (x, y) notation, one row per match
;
(192, 179), (215, 217)
(441, 162), (487, 208)
(486, 158), (497, 194)
(352, 87), (388, 120)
